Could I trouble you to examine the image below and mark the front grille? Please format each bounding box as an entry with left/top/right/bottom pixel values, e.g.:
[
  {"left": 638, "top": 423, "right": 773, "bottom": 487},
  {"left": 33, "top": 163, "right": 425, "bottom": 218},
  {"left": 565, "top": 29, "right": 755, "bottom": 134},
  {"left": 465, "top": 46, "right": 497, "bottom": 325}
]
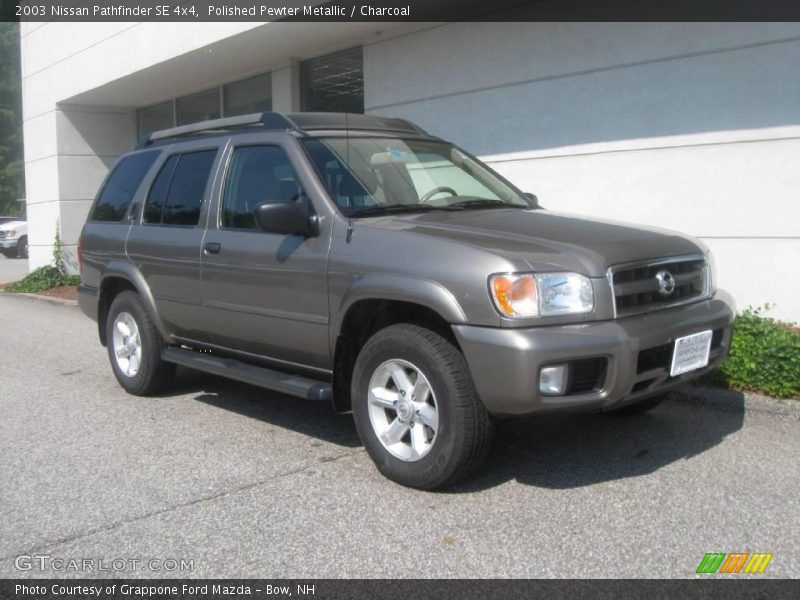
[
  {"left": 609, "top": 256, "right": 708, "bottom": 317},
  {"left": 0, "top": 231, "right": 7, "bottom": 240}
]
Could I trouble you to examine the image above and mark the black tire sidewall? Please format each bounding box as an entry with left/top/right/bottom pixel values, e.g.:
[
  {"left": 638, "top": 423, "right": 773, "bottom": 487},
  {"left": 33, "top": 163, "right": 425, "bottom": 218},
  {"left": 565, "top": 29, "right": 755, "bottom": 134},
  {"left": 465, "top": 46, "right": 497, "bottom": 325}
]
[
  {"left": 352, "top": 326, "right": 469, "bottom": 489},
  {"left": 105, "top": 291, "right": 162, "bottom": 395}
]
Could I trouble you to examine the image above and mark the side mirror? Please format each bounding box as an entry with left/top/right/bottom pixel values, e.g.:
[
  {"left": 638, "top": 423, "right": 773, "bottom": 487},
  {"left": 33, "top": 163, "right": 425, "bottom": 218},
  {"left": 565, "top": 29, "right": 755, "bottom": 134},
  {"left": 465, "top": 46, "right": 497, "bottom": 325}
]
[
  {"left": 524, "top": 192, "right": 540, "bottom": 207},
  {"left": 254, "top": 202, "right": 318, "bottom": 237}
]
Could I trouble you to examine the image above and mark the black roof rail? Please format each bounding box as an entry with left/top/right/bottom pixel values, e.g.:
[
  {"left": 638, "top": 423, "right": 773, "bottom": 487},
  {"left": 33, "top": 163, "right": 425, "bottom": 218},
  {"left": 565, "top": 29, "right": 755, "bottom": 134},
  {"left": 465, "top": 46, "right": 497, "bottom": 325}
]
[
  {"left": 135, "top": 112, "right": 297, "bottom": 149},
  {"left": 134, "top": 111, "right": 429, "bottom": 149}
]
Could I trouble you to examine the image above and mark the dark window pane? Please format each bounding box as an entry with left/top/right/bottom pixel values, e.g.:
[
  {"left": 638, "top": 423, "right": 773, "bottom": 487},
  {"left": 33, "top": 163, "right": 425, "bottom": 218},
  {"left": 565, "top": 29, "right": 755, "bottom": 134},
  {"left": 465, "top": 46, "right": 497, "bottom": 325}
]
[
  {"left": 176, "top": 88, "right": 220, "bottom": 126},
  {"left": 162, "top": 151, "right": 217, "bottom": 226},
  {"left": 301, "top": 46, "right": 364, "bottom": 113},
  {"left": 143, "top": 155, "right": 179, "bottom": 224},
  {"left": 222, "top": 146, "right": 308, "bottom": 230},
  {"left": 137, "top": 101, "right": 173, "bottom": 138},
  {"left": 91, "top": 151, "right": 160, "bottom": 222},
  {"left": 224, "top": 74, "right": 272, "bottom": 117}
]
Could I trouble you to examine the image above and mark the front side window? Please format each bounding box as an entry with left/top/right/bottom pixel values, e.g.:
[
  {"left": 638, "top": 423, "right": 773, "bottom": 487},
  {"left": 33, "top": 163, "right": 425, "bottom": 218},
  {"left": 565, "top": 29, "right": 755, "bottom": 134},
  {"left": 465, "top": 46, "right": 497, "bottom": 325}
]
[
  {"left": 301, "top": 137, "right": 531, "bottom": 216},
  {"left": 222, "top": 146, "right": 309, "bottom": 230},
  {"left": 143, "top": 150, "right": 217, "bottom": 226},
  {"left": 91, "top": 151, "right": 160, "bottom": 222}
]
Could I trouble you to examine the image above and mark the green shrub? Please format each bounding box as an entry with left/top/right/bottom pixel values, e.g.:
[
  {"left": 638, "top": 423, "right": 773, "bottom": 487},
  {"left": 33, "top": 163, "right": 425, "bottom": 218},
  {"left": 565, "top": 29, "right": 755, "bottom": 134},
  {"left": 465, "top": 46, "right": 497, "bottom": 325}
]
[
  {"left": 717, "top": 305, "right": 800, "bottom": 399},
  {"left": 4, "top": 219, "right": 80, "bottom": 293},
  {"left": 4, "top": 265, "right": 78, "bottom": 293}
]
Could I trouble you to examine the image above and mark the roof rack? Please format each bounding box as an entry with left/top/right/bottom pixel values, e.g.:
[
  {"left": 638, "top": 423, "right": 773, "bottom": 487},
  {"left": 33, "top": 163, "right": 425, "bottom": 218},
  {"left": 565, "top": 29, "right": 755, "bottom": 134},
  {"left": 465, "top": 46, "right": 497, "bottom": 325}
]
[
  {"left": 136, "top": 112, "right": 296, "bottom": 148},
  {"left": 135, "top": 111, "right": 428, "bottom": 149}
]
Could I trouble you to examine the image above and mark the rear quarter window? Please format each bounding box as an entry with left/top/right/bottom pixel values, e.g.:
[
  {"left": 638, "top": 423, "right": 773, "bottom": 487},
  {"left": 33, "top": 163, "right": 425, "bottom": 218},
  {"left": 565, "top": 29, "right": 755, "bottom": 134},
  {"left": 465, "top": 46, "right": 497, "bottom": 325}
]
[{"left": 90, "top": 151, "right": 160, "bottom": 222}]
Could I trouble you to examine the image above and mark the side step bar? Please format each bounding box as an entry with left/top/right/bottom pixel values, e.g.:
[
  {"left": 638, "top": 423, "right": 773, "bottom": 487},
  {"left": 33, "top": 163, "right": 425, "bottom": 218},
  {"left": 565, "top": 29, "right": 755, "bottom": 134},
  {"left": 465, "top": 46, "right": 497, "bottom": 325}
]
[{"left": 161, "top": 347, "right": 332, "bottom": 402}]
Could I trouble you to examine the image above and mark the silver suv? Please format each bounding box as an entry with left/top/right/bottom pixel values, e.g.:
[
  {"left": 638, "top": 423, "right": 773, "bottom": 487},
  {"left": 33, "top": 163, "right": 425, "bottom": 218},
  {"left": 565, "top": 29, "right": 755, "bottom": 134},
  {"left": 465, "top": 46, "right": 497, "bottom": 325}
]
[{"left": 78, "top": 112, "right": 735, "bottom": 489}]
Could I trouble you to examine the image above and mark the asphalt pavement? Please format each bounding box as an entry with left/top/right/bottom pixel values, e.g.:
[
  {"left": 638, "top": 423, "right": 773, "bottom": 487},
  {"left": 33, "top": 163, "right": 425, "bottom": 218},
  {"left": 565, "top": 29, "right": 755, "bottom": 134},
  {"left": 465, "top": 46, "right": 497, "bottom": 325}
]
[
  {"left": 0, "top": 293, "right": 798, "bottom": 578},
  {"left": 0, "top": 254, "right": 29, "bottom": 285}
]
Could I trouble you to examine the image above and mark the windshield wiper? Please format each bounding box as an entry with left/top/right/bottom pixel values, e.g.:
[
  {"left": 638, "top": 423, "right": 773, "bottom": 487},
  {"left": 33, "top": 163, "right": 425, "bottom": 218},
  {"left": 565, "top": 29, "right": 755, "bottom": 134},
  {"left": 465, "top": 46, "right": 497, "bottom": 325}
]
[
  {"left": 348, "top": 204, "right": 444, "bottom": 218},
  {"left": 445, "top": 198, "right": 516, "bottom": 210}
]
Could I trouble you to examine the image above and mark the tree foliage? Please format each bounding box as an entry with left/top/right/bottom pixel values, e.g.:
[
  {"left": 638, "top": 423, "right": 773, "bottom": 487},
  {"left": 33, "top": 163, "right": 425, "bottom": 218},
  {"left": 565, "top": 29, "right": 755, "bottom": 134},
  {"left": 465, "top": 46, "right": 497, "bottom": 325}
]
[{"left": 0, "top": 22, "right": 24, "bottom": 217}]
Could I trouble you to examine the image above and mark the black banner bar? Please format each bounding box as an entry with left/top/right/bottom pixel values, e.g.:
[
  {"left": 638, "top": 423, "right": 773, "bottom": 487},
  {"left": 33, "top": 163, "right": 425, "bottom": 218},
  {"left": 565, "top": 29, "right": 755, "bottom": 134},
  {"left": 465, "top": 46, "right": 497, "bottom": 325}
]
[
  {"left": 5, "top": 0, "right": 800, "bottom": 23},
  {"left": 2, "top": 579, "right": 799, "bottom": 600}
]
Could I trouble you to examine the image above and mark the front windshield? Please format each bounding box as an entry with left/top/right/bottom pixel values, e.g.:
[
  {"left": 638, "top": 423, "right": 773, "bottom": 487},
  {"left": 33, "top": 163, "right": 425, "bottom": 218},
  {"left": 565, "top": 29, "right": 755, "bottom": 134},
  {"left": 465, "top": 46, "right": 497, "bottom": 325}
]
[{"left": 301, "top": 136, "right": 532, "bottom": 216}]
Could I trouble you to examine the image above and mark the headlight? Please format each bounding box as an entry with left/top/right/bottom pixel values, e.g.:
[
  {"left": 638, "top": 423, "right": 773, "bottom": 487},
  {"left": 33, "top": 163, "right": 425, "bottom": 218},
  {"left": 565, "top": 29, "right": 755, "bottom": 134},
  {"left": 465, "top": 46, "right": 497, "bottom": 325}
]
[
  {"left": 489, "top": 272, "right": 594, "bottom": 318},
  {"left": 6, "top": 229, "right": 15, "bottom": 237}
]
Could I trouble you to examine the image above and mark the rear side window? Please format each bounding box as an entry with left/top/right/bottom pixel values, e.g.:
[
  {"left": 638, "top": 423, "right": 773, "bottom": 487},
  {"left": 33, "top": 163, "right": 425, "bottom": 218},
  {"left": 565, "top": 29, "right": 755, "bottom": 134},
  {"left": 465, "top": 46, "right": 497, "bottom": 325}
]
[
  {"left": 222, "top": 145, "right": 309, "bottom": 230},
  {"left": 91, "top": 151, "right": 159, "bottom": 222},
  {"left": 143, "top": 150, "right": 217, "bottom": 226}
]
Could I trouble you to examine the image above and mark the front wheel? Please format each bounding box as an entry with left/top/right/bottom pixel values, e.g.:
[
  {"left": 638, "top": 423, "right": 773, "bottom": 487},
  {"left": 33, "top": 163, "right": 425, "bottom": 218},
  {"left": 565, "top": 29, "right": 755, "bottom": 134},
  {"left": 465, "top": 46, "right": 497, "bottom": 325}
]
[
  {"left": 105, "top": 291, "right": 175, "bottom": 395},
  {"left": 352, "top": 324, "right": 493, "bottom": 490},
  {"left": 16, "top": 236, "right": 28, "bottom": 258}
]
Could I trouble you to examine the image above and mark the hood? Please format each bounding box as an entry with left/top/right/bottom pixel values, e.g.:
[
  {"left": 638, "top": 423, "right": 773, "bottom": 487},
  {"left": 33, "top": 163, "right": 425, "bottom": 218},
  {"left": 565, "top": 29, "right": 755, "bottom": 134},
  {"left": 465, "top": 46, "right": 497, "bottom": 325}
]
[
  {"left": 360, "top": 208, "right": 702, "bottom": 277},
  {"left": 0, "top": 220, "right": 25, "bottom": 231}
]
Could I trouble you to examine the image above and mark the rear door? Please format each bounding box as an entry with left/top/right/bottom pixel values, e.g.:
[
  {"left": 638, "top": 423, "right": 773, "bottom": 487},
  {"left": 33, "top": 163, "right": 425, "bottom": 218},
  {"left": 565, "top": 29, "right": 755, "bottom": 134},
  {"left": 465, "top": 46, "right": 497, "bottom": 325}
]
[
  {"left": 199, "top": 134, "right": 331, "bottom": 371},
  {"left": 126, "top": 140, "right": 223, "bottom": 339}
]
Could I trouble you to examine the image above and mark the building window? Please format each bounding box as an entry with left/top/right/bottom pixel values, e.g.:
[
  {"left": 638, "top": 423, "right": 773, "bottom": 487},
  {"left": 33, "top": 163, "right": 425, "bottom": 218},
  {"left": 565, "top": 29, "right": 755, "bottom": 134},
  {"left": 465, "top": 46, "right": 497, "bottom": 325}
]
[
  {"left": 176, "top": 88, "right": 221, "bottom": 126},
  {"left": 224, "top": 73, "right": 272, "bottom": 117},
  {"left": 301, "top": 46, "right": 364, "bottom": 113},
  {"left": 137, "top": 101, "right": 174, "bottom": 138}
]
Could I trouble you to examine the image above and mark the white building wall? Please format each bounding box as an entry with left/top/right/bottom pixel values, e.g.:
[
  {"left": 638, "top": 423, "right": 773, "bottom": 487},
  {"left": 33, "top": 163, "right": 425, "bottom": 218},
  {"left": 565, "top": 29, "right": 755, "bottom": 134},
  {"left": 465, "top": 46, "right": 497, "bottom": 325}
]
[
  {"left": 365, "top": 23, "right": 800, "bottom": 322},
  {"left": 19, "top": 22, "right": 800, "bottom": 322}
]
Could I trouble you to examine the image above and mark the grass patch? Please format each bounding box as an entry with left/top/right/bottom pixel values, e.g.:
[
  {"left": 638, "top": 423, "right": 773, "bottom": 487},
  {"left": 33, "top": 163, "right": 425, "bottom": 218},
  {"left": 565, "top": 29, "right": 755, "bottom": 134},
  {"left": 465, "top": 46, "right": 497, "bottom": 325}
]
[
  {"left": 710, "top": 305, "right": 800, "bottom": 399},
  {"left": 4, "top": 265, "right": 80, "bottom": 293}
]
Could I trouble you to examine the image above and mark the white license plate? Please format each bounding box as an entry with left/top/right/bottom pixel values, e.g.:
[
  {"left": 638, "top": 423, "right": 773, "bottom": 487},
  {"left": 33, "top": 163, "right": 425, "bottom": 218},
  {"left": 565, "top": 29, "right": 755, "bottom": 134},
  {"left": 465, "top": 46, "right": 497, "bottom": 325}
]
[{"left": 670, "top": 330, "right": 713, "bottom": 376}]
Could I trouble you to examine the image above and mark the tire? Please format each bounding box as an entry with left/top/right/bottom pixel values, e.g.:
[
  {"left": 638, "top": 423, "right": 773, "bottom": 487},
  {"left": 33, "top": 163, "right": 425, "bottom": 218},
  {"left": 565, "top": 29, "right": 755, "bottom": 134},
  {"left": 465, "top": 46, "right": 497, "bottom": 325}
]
[
  {"left": 105, "top": 290, "right": 175, "bottom": 395},
  {"left": 351, "top": 323, "right": 493, "bottom": 490},
  {"left": 16, "top": 236, "right": 28, "bottom": 258},
  {"left": 605, "top": 393, "right": 666, "bottom": 416}
]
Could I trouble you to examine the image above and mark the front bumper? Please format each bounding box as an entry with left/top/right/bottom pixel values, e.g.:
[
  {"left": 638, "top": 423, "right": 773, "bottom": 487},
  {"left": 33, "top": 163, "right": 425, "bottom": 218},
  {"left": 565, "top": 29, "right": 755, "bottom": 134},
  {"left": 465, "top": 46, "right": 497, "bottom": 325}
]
[
  {"left": 453, "top": 290, "right": 736, "bottom": 416},
  {"left": 0, "top": 239, "right": 18, "bottom": 249}
]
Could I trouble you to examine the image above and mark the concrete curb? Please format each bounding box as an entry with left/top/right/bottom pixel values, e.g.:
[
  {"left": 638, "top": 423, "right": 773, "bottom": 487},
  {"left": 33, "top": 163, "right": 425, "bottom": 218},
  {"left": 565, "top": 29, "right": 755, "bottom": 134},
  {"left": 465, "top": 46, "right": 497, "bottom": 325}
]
[{"left": 4, "top": 291, "right": 79, "bottom": 307}]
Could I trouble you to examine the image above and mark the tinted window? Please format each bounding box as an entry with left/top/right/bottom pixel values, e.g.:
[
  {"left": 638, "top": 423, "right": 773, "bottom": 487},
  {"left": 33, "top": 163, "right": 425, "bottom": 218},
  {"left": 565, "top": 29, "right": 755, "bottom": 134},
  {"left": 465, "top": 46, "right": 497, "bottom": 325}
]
[
  {"left": 142, "top": 150, "right": 216, "bottom": 226},
  {"left": 137, "top": 101, "right": 173, "bottom": 138},
  {"left": 91, "top": 151, "right": 159, "bottom": 222},
  {"left": 143, "top": 155, "right": 178, "bottom": 224},
  {"left": 224, "top": 74, "right": 272, "bottom": 117},
  {"left": 222, "top": 146, "right": 308, "bottom": 230},
  {"left": 176, "top": 88, "right": 220, "bottom": 126},
  {"left": 300, "top": 46, "right": 364, "bottom": 113}
]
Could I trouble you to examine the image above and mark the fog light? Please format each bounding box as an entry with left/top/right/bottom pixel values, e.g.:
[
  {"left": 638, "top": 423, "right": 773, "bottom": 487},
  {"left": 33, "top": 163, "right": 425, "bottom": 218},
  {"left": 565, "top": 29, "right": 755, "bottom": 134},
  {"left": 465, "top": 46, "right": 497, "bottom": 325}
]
[{"left": 539, "top": 364, "right": 568, "bottom": 396}]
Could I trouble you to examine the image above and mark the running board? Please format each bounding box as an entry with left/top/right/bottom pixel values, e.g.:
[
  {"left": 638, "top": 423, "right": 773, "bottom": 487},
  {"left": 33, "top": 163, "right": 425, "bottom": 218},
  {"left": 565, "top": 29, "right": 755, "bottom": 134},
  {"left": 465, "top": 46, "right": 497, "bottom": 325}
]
[{"left": 161, "top": 347, "right": 332, "bottom": 401}]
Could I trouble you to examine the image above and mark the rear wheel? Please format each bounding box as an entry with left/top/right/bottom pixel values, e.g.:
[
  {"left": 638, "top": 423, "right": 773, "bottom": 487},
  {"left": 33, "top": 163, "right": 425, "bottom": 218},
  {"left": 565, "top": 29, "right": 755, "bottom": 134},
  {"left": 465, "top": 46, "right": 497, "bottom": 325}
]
[
  {"left": 605, "top": 393, "right": 666, "bottom": 416},
  {"left": 352, "top": 324, "right": 493, "bottom": 490},
  {"left": 105, "top": 291, "right": 174, "bottom": 395}
]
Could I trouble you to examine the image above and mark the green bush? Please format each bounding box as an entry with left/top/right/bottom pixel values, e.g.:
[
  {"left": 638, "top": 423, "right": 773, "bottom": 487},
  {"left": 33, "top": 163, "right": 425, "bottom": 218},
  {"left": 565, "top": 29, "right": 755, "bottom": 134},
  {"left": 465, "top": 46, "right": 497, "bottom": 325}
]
[
  {"left": 4, "top": 266, "right": 79, "bottom": 293},
  {"left": 4, "top": 220, "right": 80, "bottom": 293},
  {"left": 717, "top": 305, "right": 800, "bottom": 399}
]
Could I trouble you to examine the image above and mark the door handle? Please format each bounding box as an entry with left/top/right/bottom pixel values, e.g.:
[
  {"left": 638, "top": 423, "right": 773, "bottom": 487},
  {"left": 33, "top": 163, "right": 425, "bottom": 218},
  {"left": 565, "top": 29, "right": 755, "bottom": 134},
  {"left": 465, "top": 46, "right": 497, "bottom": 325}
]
[{"left": 204, "top": 242, "right": 221, "bottom": 255}]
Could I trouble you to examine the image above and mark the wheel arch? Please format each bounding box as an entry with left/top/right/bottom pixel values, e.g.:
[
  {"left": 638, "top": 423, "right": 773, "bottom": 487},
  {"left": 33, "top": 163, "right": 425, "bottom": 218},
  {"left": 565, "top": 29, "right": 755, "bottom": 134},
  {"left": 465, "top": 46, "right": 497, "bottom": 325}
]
[
  {"left": 331, "top": 276, "right": 467, "bottom": 414},
  {"left": 97, "top": 262, "right": 169, "bottom": 346}
]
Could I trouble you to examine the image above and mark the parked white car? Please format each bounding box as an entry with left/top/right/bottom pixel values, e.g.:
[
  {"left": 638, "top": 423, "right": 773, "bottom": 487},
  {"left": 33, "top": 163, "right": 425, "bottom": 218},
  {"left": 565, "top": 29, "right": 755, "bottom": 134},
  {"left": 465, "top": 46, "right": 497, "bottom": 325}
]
[{"left": 0, "top": 218, "right": 28, "bottom": 258}]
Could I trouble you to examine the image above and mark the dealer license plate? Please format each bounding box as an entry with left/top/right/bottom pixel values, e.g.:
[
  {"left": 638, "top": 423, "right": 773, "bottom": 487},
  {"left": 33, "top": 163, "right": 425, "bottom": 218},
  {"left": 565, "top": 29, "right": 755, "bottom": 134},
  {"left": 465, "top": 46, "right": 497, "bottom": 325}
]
[{"left": 670, "top": 330, "right": 713, "bottom": 377}]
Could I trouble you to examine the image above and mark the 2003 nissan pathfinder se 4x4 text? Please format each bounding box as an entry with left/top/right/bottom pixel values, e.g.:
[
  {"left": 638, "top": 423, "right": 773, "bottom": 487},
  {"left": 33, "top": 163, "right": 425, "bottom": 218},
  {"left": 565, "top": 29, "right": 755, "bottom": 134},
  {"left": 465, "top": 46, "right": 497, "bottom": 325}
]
[{"left": 78, "top": 112, "right": 735, "bottom": 489}]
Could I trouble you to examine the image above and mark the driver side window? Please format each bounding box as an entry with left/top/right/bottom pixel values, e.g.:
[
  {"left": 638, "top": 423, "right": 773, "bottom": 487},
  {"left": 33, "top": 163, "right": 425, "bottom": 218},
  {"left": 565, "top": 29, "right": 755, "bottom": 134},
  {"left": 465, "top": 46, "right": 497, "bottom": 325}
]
[{"left": 222, "top": 145, "right": 309, "bottom": 230}]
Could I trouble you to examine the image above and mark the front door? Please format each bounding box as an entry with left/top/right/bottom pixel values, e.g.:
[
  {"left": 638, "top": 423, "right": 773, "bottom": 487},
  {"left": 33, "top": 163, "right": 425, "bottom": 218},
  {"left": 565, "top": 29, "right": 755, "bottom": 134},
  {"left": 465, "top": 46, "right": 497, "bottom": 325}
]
[{"left": 199, "top": 137, "right": 331, "bottom": 372}]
